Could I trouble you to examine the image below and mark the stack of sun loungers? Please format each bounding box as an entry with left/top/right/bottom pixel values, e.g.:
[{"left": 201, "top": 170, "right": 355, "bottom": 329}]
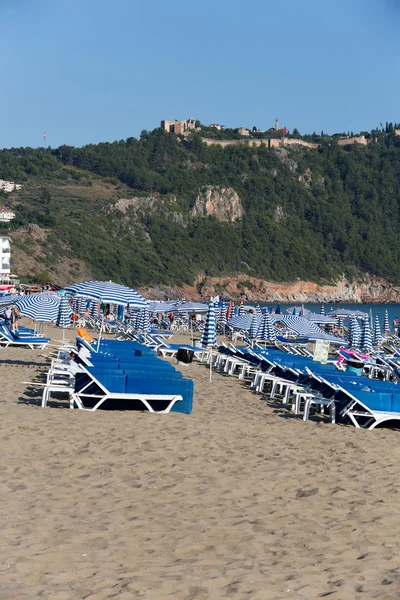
[
  {"left": 29, "top": 336, "right": 194, "bottom": 414},
  {"left": 212, "top": 343, "right": 400, "bottom": 430}
]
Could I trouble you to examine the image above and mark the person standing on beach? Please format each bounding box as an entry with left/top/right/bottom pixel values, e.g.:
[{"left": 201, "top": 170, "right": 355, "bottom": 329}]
[
  {"left": 4, "top": 306, "right": 12, "bottom": 330},
  {"left": 12, "top": 305, "right": 19, "bottom": 332}
]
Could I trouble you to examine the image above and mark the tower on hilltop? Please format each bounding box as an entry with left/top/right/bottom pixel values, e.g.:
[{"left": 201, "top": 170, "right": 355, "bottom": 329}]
[{"left": 275, "top": 118, "right": 279, "bottom": 131}]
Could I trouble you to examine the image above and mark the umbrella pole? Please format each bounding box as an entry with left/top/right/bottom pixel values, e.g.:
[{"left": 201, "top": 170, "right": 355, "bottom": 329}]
[
  {"left": 96, "top": 317, "right": 104, "bottom": 352},
  {"left": 209, "top": 348, "right": 212, "bottom": 382}
]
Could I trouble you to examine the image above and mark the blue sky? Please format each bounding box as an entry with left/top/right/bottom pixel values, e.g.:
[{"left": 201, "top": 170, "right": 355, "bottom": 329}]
[{"left": 1, "top": 0, "right": 399, "bottom": 148}]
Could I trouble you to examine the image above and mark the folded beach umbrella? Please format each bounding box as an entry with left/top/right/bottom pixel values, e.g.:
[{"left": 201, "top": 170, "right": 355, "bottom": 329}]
[
  {"left": 348, "top": 317, "right": 361, "bottom": 348},
  {"left": 200, "top": 301, "right": 217, "bottom": 381},
  {"left": 218, "top": 302, "right": 227, "bottom": 326},
  {"left": 336, "top": 316, "right": 344, "bottom": 330},
  {"left": 275, "top": 304, "right": 281, "bottom": 315},
  {"left": 226, "top": 301, "right": 233, "bottom": 321},
  {"left": 16, "top": 293, "right": 60, "bottom": 323},
  {"left": 56, "top": 295, "right": 72, "bottom": 328},
  {"left": 373, "top": 315, "right": 383, "bottom": 346},
  {"left": 255, "top": 304, "right": 261, "bottom": 315},
  {"left": 257, "top": 312, "right": 276, "bottom": 342},
  {"left": 136, "top": 307, "right": 151, "bottom": 333},
  {"left": 361, "top": 318, "right": 373, "bottom": 353},
  {"left": 238, "top": 302, "right": 246, "bottom": 317},
  {"left": 320, "top": 304, "right": 325, "bottom": 316},
  {"left": 384, "top": 309, "right": 390, "bottom": 334},
  {"left": 249, "top": 313, "right": 259, "bottom": 339},
  {"left": 89, "top": 300, "right": 99, "bottom": 318}
]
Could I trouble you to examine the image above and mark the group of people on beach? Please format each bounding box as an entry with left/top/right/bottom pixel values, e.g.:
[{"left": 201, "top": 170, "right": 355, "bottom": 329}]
[{"left": 4, "top": 305, "right": 19, "bottom": 332}]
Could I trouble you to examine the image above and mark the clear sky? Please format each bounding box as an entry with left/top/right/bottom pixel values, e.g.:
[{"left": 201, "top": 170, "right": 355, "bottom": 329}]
[{"left": 1, "top": 0, "right": 399, "bottom": 148}]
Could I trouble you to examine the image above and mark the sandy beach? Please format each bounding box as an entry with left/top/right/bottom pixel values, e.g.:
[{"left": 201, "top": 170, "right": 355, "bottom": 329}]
[{"left": 0, "top": 325, "right": 400, "bottom": 599}]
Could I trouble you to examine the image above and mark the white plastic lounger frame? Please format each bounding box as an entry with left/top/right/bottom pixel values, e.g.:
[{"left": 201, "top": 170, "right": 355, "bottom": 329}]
[
  {"left": 340, "top": 395, "right": 400, "bottom": 430},
  {"left": 72, "top": 371, "right": 183, "bottom": 413},
  {"left": 71, "top": 391, "right": 183, "bottom": 413}
]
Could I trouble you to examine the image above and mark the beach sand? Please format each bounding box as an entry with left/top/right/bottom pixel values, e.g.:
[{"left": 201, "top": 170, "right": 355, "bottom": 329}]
[{"left": 0, "top": 325, "right": 400, "bottom": 599}]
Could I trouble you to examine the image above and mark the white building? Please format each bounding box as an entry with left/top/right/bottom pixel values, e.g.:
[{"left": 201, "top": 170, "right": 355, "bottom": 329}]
[
  {"left": 0, "top": 209, "right": 15, "bottom": 222},
  {"left": 0, "top": 180, "right": 22, "bottom": 193},
  {"left": 0, "top": 237, "right": 11, "bottom": 275}
]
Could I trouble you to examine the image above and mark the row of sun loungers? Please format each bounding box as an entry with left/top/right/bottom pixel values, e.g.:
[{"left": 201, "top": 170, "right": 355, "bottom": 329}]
[
  {"left": 27, "top": 336, "right": 194, "bottom": 413},
  {"left": 211, "top": 343, "right": 400, "bottom": 430}
]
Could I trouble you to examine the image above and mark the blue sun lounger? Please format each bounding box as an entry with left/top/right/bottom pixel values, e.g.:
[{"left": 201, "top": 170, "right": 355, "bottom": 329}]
[
  {"left": 72, "top": 369, "right": 193, "bottom": 413},
  {"left": 0, "top": 323, "right": 50, "bottom": 349}
]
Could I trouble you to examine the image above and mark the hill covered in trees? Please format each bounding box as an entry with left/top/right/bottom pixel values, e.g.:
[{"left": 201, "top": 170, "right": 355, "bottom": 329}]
[{"left": 1, "top": 125, "right": 400, "bottom": 295}]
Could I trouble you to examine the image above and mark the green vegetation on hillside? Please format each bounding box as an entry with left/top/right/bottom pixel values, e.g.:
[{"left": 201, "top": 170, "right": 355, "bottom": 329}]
[{"left": 1, "top": 124, "right": 400, "bottom": 287}]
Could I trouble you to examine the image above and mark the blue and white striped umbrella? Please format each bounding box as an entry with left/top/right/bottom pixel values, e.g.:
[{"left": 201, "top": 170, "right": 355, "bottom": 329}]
[
  {"left": 89, "top": 300, "right": 99, "bottom": 318},
  {"left": 255, "top": 304, "right": 261, "bottom": 315},
  {"left": 65, "top": 280, "right": 147, "bottom": 308},
  {"left": 384, "top": 309, "right": 390, "bottom": 334},
  {"left": 373, "top": 315, "right": 383, "bottom": 346},
  {"left": 238, "top": 303, "right": 246, "bottom": 317},
  {"left": 217, "top": 302, "right": 227, "bottom": 326},
  {"left": 361, "top": 318, "right": 373, "bottom": 352},
  {"left": 200, "top": 301, "right": 217, "bottom": 348},
  {"left": 249, "top": 313, "right": 259, "bottom": 339},
  {"left": 348, "top": 317, "right": 361, "bottom": 348},
  {"left": 336, "top": 316, "right": 344, "bottom": 330},
  {"left": 56, "top": 296, "right": 72, "bottom": 328},
  {"left": 320, "top": 304, "right": 325, "bottom": 316},
  {"left": 16, "top": 293, "right": 60, "bottom": 322},
  {"left": 136, "top": 307, "right": 151, "bottom": 333},
  {"left": 257, "top": 312, "right": 276, "bottom": 341}
]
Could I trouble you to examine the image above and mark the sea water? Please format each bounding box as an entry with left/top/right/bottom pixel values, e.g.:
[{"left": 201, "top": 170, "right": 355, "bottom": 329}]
[{"left": 261, "top": 303, "right": 400, "bottom": 330}]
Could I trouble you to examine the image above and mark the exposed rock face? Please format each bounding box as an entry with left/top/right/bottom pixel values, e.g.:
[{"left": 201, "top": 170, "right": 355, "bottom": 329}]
[
  {"left": 139, "top": 275, "right": 400, "bottom": 303},
  {"left": 191, "top": 186, "right": 243, "bottom": 222},
  {"left": 112, "top": 194, "right": 185, "bottom": 229},
  {"left": 274, "top": 148, "right": 298, "bottom": 172},
  {"left": 17, "top": 223, "right": 48, "bottom": 242}
]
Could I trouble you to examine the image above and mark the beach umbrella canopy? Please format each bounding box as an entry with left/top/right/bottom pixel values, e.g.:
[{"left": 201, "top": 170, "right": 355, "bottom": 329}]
[
  {"left": 361, "top": 318, "right": 373, "bottom": 352},
  {"left": 226, "top": 301, "right": 233, "bottom": 321},
  {"left": 255, "top": 304, "right": 261, "bottom": 315},
  {"left": 56, "top": 295, "right": 72, "bottom": 328},
  {"left": 16, "top": 293, "right": 60, "bottom": 322},
  {"left": 320, "top": 304, "right": 325, "bottom": 316},
  {"left": 373, "top": 315, "right": 383, "bottom": 346},
  {"left": 249, "top": 313, "right": 259, "bottom": 339},
  {"left": 275, "top": 304, "right": 281, "bottom": 315},
  {"left": 65, "top": 280, "right": 147, "bottom": 308},
  {"left": 257, "top": 312, "right": 276, "bottom": 341},
  {"left": 238, "top": 302, "right": 246, "bottom": 317},
  {"left": 384, "top": 309, "right": 390, "bottom": 334},
  {"left": 200, "top": 301, "right": 217, "bottom": 348}
]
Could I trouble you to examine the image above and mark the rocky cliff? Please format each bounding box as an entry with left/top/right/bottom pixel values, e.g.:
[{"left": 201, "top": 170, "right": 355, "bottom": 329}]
[
  {"left": 191, "top": 186, "right": 243, "bottom": 222},
  {"left": 139, "top": 274, "right": 400, "bottom": 303}
]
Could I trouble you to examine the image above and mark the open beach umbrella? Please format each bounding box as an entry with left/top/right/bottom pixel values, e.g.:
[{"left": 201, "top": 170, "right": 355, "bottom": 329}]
[
  {"left": 65, "top": 280, "right": 147, "bottom": 308},
  {"left": 249, "top": 313, "right": 259, "bottom": 340},
  {"left": 373, "top": 315, "right": 383, "bottom": 346},
  {"left": 66, "top": 280, "right": 147, "bottom": 349},
  {"left": 257, "top": 312, "right": 276, "bottom": 342},
  {"left": 384, "top": 309, "right": 390, "bottom": 334},
  {"left": 200, "top": 301, "right": 217, "bottom": 381},
  {"left": 16, "top": 293, "right": 60, "bottom": 323},
  {"left": 361, "top": 318, "right": 373, "bottom": 353}
]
